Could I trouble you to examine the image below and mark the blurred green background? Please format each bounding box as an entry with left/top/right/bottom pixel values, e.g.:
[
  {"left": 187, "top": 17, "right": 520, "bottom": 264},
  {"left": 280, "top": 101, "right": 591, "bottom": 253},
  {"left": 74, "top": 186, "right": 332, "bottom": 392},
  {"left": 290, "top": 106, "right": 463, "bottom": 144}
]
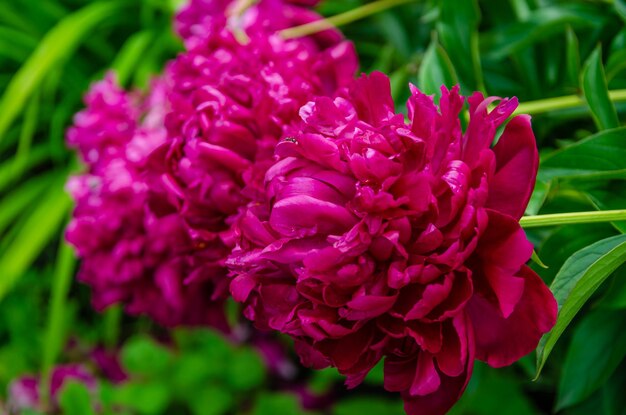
[{"left": 1, "top": 0, "right": 626, "bottom": 414}]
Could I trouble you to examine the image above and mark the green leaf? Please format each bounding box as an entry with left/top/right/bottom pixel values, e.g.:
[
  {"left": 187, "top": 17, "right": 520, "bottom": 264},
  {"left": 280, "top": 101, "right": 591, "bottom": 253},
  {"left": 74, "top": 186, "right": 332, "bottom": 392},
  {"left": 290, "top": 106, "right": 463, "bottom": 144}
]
[
  {"left": 556, "top": 309, "right": 626, "bottom": 410},
  {"left": 417, "top": 36, "right": 458, "bottom": 99},
  {"left": 113, "top": 381, "right": 171, "bottom": 415},
  {"left": 41, "top": 240, "right": 76, "bottom": 382},
  {"left": 581, "top": 46, "right": 619, "bottom": 131},
  {"left": 538, "top": 127, "right": 626, "bottom": 181},
  {"left": 481, "top": 4, "right": 604, "bottom": 60},
  {"left": 0, "top": 174, "right": 70, "bottom": 301},
  {"left": 226, "top": 348, "right": 266, "bottom": 391},
  {"left": 121, "top": 336, "right": 173, "bottom": 376},
  {"left": 565, "top": 26, "right": 580, "bottom": 87},
  {"left": 0, "top": 1, "right": 126, "bottom": 143},
  {"left": 525, "top": 180, "right": 550, "bottom": 216},
  {"left": 58, "top": 380, "right": 96, "bottom": 415},
  {"left": 333, "top": 397, "right": 405, "bottom": 415},
  {"left": 537, "top": 223, "right": 617, "bottom": 283},
  {"left": 437, "top": 0, "right": 483, "bottom": 92},
  {"left": 0, "top": 174, "right": 51, "bottom": 236},
  {"left": 585, "top": 184, "right": 626, "bottom": 233},
  {"left": 111, "top": 30, "right": 156, "bottom": 87},
  {"left": 189, "top": 385, "right": 233, "bottom": 415},
  {"left": 535, "top": 234, "right": 626, "bottom": 376},
  {"left": 606, "top": 48, "right": 626, "bottom": 81},
  {"left": 253, "top": 393, "right": 308, "bottom": 415},
  {"left": 615, "top": 0, "right": 626, "bottom": 22}
]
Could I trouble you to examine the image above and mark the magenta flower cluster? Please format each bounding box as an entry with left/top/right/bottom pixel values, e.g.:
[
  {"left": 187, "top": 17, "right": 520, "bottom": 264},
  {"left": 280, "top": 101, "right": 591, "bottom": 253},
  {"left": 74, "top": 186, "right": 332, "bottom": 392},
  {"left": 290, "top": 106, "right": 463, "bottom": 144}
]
[{"left": 66, "top": 1, "right": 557, "bottom": 413}]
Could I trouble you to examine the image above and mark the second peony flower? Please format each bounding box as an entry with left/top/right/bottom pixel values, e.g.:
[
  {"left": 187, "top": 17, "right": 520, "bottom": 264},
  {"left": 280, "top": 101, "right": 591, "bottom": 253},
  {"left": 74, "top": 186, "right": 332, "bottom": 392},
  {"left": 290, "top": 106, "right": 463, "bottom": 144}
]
[{"left": 229, "top": 72, "right": 558, "bottom": 415}]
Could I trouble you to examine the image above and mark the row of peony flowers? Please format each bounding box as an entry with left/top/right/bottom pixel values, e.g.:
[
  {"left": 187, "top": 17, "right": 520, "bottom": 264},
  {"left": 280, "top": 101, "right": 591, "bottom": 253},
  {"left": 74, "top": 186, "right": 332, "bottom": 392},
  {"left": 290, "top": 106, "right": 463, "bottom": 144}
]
[{"left": 65, "top": 0, "right": 558, "bottom": 414}]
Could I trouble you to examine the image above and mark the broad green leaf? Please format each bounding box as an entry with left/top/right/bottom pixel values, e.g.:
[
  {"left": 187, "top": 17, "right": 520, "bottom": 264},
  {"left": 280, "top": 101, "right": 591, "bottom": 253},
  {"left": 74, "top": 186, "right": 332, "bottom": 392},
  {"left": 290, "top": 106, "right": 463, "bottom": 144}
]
[
  {"left": 556, "top": 309, "right": 626, "bottom": 410},
  {"left": 538, "top": 127, "right": 626, "bottom": 181},
  {"left": 581, "top": 46, "right": 619, "bottom": 131},
  {"left": 481, "top": 4, "right": 604, "bottom": 60},
  {"left": 536, "top": 234, "right": 626, "bottom": 376},
  {"left": 0, "top": 175, "right": 70, "bottom": 301},
  {"left": 0, "top": 1, "right": 126, "bottom": 143},
  {"left": 437, "top": 0, "right": 483, "bottom": 92},
  {"left": 58, "top": 380, "right": 96, "bottom": 415},
  {"left": 417, "top": 37, "right": 458, "bottom": 99}
]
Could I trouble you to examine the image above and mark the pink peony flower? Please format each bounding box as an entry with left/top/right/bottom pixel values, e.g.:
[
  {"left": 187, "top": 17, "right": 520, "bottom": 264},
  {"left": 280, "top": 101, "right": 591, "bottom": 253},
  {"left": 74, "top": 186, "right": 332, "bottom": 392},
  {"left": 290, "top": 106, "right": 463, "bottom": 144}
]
[
  {"left": 7, "top": 365, "right": 96, "bottom": 412},
  {"left": 175, "top": 0, "right": 326, "bottom": 49},
  {"left": 66, "top": 73, "right": 229, "bottom": 329},
  {"left": 228, "top": 72, "right": 557, "bottom": 415},
  {"left": 148, "top": 0, "right": 357, "bottom": 272}
]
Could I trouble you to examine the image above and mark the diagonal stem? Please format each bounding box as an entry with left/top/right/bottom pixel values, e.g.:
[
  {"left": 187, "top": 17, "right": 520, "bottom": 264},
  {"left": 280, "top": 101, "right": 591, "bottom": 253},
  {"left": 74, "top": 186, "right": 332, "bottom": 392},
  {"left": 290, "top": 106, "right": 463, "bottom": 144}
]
[{"left": 280, "top": 0, "right": 416, "bottom": 39}]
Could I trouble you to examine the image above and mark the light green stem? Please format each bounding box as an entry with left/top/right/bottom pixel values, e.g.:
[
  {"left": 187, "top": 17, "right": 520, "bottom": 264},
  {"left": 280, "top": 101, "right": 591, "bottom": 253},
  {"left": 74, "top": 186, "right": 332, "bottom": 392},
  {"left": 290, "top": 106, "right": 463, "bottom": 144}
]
[
  {"left": 520, "top": 209, "right": 626, "bottom": 228},
  {"left": 515, "top": 89, "right": 626, "bottom": 115},
  {"left": 280, "top": 0, "right": 416, "bottom": 39}
]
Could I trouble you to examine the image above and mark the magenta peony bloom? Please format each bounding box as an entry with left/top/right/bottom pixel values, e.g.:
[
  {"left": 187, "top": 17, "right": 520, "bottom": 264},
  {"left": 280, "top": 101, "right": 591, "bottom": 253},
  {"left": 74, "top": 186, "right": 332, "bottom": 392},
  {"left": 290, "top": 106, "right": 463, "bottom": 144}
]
[
  {"left": 148, "top": 0, "right": 357, "bottom": 274},
  {"left": 66, "top": 73, "right": 229, "bottom": 329},
  {"left": 175, "top": 0, "right": 325, "bottom": 49},
  {"left": 228, "top": 72, "right": 557, "bottom": 415},
  {"left": 7, "top": 365, "right": 96, "bottom": 412}
]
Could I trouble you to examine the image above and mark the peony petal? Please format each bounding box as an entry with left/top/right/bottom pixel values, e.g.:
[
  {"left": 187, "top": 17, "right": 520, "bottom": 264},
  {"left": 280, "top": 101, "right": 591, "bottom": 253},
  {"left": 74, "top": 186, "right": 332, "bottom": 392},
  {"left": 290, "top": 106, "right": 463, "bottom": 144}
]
[
  {"left": 486, "top": 115, "right": 539, "bottom": 220},
  {"left": 350, "top": 72, "right": 395, "bottom": 126},
  {"left": 467, "top": 265, "right": 557, "bottom": 368},
  {"left": 401, "top": 312, "right": 475, "bottom": 415}
]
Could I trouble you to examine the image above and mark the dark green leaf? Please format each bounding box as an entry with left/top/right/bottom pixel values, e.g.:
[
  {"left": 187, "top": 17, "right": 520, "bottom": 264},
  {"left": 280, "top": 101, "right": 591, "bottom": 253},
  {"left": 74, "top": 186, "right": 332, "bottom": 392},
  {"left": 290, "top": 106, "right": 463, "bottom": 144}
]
[
  {"left": 417, "top": 36, "right": 458, "bottom": 98},
  {"left": 189, "top": 385, "right": 233, "bottom": 415},
  {"left": 333, "top": 397, "right": 405, "bottom": 415},
  {"left": 581, "top": 46, "right": 619, "bottom": 131},
  {"left": 121, "top": 336, "right": 173, "bottom": 376},
  {"left": 437, "top": 0, "right": 483, "bottom": 92},
  {"left": 556, "top": 309, "right": 626, "bottom": 410},
  {"left": 538, "top": 127, "right": 626, "bottom": 181},
  {"left": 58, "top": 380, "right": 96, "bottom": 415},
  {"left": 253, "top": 393, "right": 308, "bottom": 415},
  {"left": 226, "top": 348, "right": 265, "bottom": 391},
  {"left": 113, "top": 381, "right": 171, "bottom": 415},
  {"left": 481, "top": 4, "right": 604, "bottom": 60},
  {"left": 565, "top": 26, "right": 580, "bottom": 87}
]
